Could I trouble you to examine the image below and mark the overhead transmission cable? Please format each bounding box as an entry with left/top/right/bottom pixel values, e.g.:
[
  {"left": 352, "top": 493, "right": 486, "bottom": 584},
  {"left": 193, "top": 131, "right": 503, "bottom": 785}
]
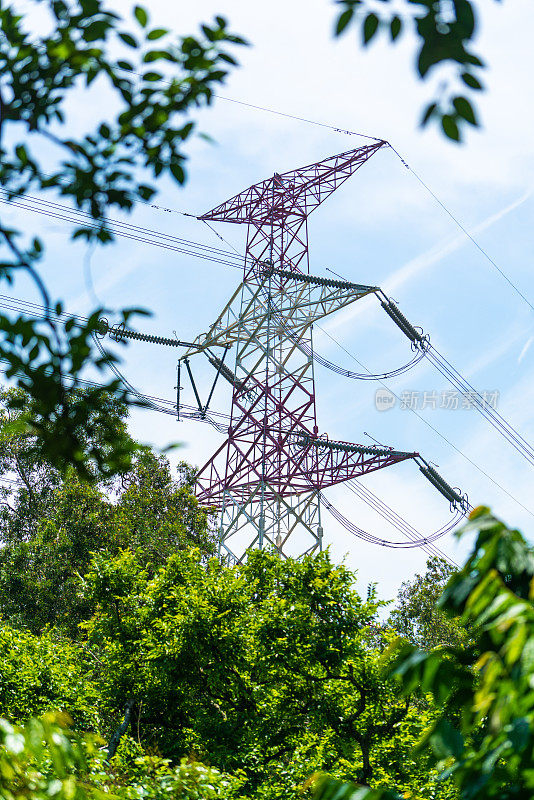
[
  {"left": 344, "top": 477, "right": 459, "bottom": 565},
  {"left": 0, "top": 189, "right": 244, "bottom": 271},
  {"left": 260, "top": 275, "right": 534, "bottom": 472},
  {"left": 115, "top": 68, "right": 384, "bottom": 144},
  {"left": 424, "top": 343, "right": 534, "bottom": 465},
  {"left": 320, "top": 493, "right": 464, "bottom": 550},
  {"left": 245, "top": 264, "right": 534, "bottom": 521},
  {"left": 315, "top": 319, "right": 534, "bottom": 521}
]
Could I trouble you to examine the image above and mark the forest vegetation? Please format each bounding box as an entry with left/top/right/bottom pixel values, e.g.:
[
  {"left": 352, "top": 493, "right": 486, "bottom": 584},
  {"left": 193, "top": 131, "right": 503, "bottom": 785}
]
[
  {"left": 0, "top": 390, "right": 532, "bottom": 799},
  {"left": 0, "top": 1, "right": 528, "bottom": 798}
]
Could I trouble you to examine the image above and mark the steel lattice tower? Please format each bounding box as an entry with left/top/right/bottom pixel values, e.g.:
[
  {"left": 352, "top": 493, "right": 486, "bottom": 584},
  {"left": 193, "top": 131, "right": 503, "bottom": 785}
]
[{"left": 184, "top": 143, "right": 418, "bottom": 562}]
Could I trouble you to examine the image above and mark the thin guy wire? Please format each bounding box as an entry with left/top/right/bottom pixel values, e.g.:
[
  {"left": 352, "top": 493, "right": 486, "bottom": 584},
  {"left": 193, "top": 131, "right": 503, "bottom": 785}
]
[
  {"left": 215, "top": 94, "right": 384, "bottom": 142},
  {"left": 387, "top": 145, "right": 534, "bottom": 314},
  {"left": 203, "top": 89, "right": 534, "bottom": 317}
]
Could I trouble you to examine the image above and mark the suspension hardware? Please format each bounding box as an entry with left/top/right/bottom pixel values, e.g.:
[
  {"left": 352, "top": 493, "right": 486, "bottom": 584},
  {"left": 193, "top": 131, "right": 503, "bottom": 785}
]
[
  {"left": 418, "top": 459, "right": 469, "bottom": 512},
  {"left": 380, "top": 299, "right": 428, "bottom": 349}
]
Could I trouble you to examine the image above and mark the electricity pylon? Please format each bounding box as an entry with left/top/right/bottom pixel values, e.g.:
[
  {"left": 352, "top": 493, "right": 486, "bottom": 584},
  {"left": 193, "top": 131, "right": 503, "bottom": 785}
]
[{"left": 182, "top": 142, "right": 421, "bottom": 563}]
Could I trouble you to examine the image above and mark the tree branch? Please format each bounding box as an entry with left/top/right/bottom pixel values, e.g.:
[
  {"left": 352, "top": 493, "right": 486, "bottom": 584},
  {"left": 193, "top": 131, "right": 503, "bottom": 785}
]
[{"left": 106, "top": 698, "right": 134, "bottom": 761}]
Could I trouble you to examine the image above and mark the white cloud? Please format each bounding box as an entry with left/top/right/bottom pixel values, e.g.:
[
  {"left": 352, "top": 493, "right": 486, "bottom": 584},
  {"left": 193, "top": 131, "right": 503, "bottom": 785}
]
[
  {"left": 325, "top": 189, "right": 532, "bottom": 334},
  {"left": 518, "top": 336, "right": 534, "bottom": 366}
]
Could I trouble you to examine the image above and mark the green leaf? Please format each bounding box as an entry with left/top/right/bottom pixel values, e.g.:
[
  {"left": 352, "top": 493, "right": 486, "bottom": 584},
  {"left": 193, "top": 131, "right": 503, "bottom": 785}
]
[
  {"left": 454, "top": 0, "right": 476, "bottom": 37},
  {"left": 461, "top": 71, "right": 483, "bottom": 90},
  {"left": 134, "top": 5, "right": 148, "bottom": 27},
  {"left": 421, "top": 102, "right": 437, "bottom": 126},
  {"left": 441, "top": 114, "right": 460, "bottom": 141},
  {"left": 453, "top": 96, "right": 478, "bottom": 126},
  {"left": 118, "top": 32, "right": 137, "bottom": 48},
  {"left": 363, "top": 13, "right": 379, "bottom": 45},
  {"left": 390, "top": 15, "right": 402, "bottom": 41},
  {"left": 335, "top": 8, "right": 354, "bottom": 36},
  {"left": 15, "top": 145, "right": 28, "bottom": 164},
  {"left": 429, "top": 718, "right": 464, "bottom": 759},
  {"left": 147, "top": 28, "right": 167, "bottom": 40},
  {"left": 143, "top": 49, "right": 176, "bottom": 63},
  {"left": 170, "top": 163, "right": 185, "bottom": 183},
  {"left": 137, "top": 185, "right": 155, "bottom": 200}
]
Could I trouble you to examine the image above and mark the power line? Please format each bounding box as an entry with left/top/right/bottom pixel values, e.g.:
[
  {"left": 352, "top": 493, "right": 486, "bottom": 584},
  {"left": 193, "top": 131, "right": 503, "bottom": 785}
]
[
  {"left": 254, "top": 273, "right": 534, "bottom": 521},
  {"left": 426, "top": 344, "right": 534, "bottom": 466},
  {"left": 321, "top": 492, "right": 463, "bottom": 550},
  {"left": 315, "top": 321, "right": 534, "bottom": 520},
  {"left": 344, "top": 478, "right": 458, "bottom": 566},
  {"left": 0, "top": 190, "right": 244, "bottom": 270}
]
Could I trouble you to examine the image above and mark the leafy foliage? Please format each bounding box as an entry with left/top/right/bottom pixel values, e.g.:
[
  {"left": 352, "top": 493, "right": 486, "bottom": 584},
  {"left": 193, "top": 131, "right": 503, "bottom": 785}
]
[
  {"left": 315, "top": 506, "right": 534, "bottom": 799},
  {"left": 81, "top": 547, "right": 441, "bottom": 796},
  {"left": 0, "top": 0, "right": 245, "bottom": 477},
  {"left": 388, "top": 556, "right": 467, "bottom": 649},
  {"left": 93, "top": 741, "right": 245, "bottom": 800},
  {"left": 7, "top": 407, "right": 518, "bottom": 799},
  {"left": 0, "top": 712, "right": 243, "bottom": 800},
  {"left": 0, "top": 389, "right": 214, "bottom": 634},
  {"left": 333, "top": 0, "right": 497, "bottom": 141},
  {"left": 0, "top": 712, "right": 100, "bottom": 800},
  {"left": 0, "top": 625, "right": 101, "bottom": 729}
]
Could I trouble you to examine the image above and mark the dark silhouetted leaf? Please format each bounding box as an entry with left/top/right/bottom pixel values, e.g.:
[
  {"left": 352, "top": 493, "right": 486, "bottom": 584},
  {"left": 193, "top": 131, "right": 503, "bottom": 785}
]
[
  {"left": 442, "top": 114, "right": 460, "bottom": 141},
  {"left": 335, "top": 8, "right": 354, "bottom": 35},
  {"left": 363, "top": 12, "right": 379, "bottom": 44},
  {"left": 453, "top": 95, "right": 478, "bottom": 125}
]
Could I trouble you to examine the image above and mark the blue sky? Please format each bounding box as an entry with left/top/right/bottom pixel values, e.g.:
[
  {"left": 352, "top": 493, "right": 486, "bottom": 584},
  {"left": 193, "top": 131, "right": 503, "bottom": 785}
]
[{"left": 6, "top": 0, "right": 534, "bottom": 599}]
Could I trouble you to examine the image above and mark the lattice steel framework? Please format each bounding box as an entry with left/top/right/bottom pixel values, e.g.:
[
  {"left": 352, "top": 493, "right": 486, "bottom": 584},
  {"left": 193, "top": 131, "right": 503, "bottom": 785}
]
[{"left": 184, "top": 143, "right": 419, "bottom": 562}]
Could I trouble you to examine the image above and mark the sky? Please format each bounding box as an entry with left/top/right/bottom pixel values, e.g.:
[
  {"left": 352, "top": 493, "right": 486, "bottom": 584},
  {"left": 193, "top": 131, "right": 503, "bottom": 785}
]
[{"left": 5, "top": 0, "right": 534, "bottom": 600}]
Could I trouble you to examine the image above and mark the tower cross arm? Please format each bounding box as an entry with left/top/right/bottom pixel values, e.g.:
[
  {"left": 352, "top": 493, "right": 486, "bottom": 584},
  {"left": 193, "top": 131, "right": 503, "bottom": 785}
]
[
  {"left": 199, "top": 141, "right": 388, "bottom": 225},
  {"left": 294, "top": 435, "right": 419, "bottom": 491}
]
